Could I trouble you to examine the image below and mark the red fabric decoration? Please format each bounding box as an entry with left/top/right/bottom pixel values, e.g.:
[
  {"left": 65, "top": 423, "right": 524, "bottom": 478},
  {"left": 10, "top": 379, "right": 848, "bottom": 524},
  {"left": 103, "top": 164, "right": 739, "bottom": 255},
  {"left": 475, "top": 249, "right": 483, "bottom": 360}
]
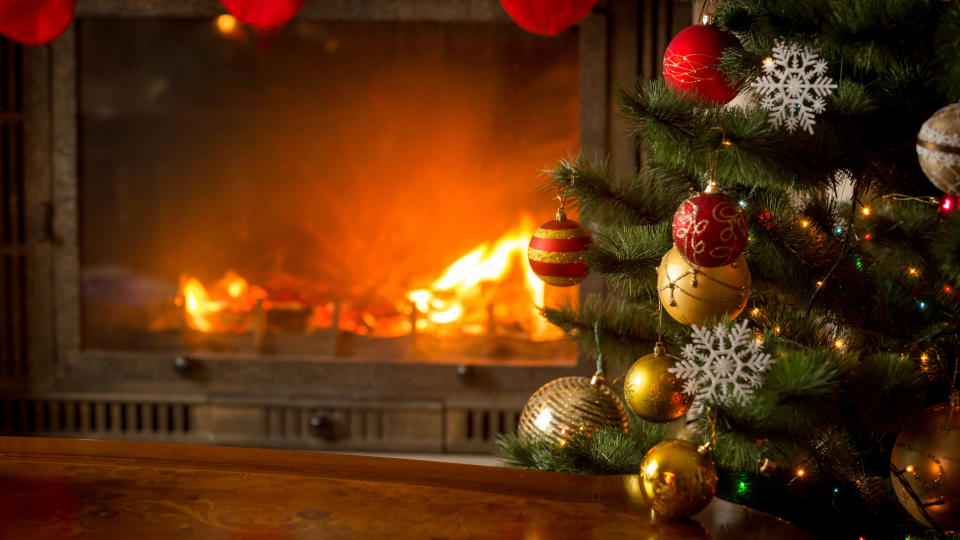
[
  {"left": 528, "top": 218, "right": 591, "bottom": 287},
  {"left": 219, "top": 0, "right": 304, "bottom": 29},
  {"left": 663, "top": 24, "right": 741, "bottom": 104},
  {"left": 499, "top": 0, "right": 597, "bottom": 36},
  {"left": 672, "top": 191, "right": 749, "bottom": 267},
  {"left": 0, "top": 0, "right": 75, "bottom": 45}
]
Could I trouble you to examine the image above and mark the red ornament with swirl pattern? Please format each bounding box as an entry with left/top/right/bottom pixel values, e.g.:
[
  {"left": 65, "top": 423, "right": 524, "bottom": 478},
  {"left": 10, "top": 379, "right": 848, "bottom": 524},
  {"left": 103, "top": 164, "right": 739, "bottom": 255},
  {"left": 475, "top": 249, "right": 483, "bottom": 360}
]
[
  {"left": 663, "top": 25, "right": 741, "bottom": 105},
  {"left": 672, "top": 188, "right": 748, "bottom": 268},
  {"left": 528, "top": 206, "right": 591, "bottom": 287}
]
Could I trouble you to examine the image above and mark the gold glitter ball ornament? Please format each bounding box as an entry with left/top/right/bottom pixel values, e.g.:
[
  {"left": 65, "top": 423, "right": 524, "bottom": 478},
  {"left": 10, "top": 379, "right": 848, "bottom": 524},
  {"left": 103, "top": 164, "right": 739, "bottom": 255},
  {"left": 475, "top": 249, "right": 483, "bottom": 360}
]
[
  {"left": 917, "top": 103, "right": 960, "bottom": 194},
  {"left": 889, "top": 393, "right": 960, "bottom": 531},
  {"left": 623, "top": 343, "right": 694, "bottom": 423},
  {"left": 640, "top": 439, "right": 718, "bottom": 520},
  {"left": 657, "top": 245, "right": 750, "bottom": 326},
  {"left": 517, "top": 375, "right": 629, "bottom": 445}
]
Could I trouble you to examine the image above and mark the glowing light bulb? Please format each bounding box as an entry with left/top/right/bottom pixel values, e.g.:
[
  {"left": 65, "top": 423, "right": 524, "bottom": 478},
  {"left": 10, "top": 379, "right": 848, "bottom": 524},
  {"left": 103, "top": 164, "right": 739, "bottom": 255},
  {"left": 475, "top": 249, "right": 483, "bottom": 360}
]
[
  {"left": 796, "top": 468, "right": 806, "bottom": 477},
  {"left": 739, "top": 200, "right": 747, "bottom": 208},
  {"left": 216, "top": 14, "right": 238, "bottom": 34},
  {"left": 763, "top": 57, "right": 775, "bottom": 69},
  {"left": 862, "top": 207, "right": 871, "bottom": 216},
  {"left": 816, "top": 281, "right": 823, "bottom": 288},
  {"left": 834, "top": 339, "right": 845, "bottom": 349},
  {"left": 800, "top": 219, "right": 810, "bottom": 228},
  {"left": 750, "top": 307, "right": 761, "bottom": 317},
  {"left": 908, "top": 267, "right": 918, "bottom": 276}
]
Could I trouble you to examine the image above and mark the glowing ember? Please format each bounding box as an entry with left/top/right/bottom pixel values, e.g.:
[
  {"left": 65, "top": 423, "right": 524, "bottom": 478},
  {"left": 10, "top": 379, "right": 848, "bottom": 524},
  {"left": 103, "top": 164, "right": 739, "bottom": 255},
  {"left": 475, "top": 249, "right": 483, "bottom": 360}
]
[{"left": 175, "top": 219, "right": 567, "bottom": 341}]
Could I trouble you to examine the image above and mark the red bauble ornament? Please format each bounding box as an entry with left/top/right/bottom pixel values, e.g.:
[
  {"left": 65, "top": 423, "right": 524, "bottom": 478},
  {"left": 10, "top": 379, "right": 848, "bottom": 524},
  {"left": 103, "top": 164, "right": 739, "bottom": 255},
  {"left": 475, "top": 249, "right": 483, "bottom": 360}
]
[
  {"left": 528, "top": 210, "right": 591, "bottom": 287},
  {"left": 663, "top": 24, "right": 741, "bottom": 104},
  {"left": 0, "top": 0, "right": 75, "bottom": 45},
  {"left": 219, "top": 0, "right": 304, "bottom": 28},
  {"left": 500, "top": 0, "right": 597, "bottom": 36},
  {"left": 672, "top": 188, "right": 748, "bottom": 267}
]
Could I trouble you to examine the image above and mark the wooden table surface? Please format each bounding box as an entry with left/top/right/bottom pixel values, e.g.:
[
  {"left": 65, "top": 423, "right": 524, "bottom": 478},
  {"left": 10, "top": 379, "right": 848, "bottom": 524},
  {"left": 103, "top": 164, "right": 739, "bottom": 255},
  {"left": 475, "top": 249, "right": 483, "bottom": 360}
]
[{"left": 0, "top": 437, "right": 814, "bottom": 539}]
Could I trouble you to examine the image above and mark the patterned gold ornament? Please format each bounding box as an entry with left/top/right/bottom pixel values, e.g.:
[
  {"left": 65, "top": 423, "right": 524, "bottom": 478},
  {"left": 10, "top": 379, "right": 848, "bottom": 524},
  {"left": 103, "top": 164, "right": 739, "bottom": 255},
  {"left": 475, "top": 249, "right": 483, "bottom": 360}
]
[
  {"left": 657, "top": 245, "right": 750, "bottom": 326},
  {"left": 640, "top": 439, "right": 717, "bottom": 519},
  {"left": 917, "top": 103, "right": 960, "bottom": 194},
  {"left": 889, "top": 393, "right": 960, "bottom": 531},
  {"left": 624, "top": 343, "right": 694, "bottom": 423},
  {"left": 518, "top": 374, "right": 629, "bottom": 445}
]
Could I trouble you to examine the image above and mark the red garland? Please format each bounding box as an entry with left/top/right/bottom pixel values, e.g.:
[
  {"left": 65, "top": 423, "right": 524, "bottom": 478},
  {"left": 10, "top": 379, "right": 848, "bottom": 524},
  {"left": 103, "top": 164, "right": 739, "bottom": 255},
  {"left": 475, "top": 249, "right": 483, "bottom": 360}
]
[
  {"left": 499, "top": 0, "right": 597, "bottom": 36},
  {"left": 219, "top": 0, "right": 304, "bottom": 29},
  {"left": 662, "top": 25, "right": 741, "bottom": 104},
  {"left": 0, "top": 0, "right": 75, "bottom": 45},
  {"left": 672, "top": 192, "right": 749, "bottom": 267}
]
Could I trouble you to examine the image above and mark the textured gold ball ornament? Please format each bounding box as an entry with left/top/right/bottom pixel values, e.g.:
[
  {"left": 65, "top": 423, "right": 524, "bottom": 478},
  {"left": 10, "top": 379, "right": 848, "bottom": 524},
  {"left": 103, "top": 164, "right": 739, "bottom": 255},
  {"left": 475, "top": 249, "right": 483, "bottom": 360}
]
[
  {"left": 639, "top": 439, "right": 718, "bottom": 519},
  {"left": 889, "top": 393, "right": 960, "bottom": 531},
  {"left": 917, "top": 103, "right": 960, "bottom": 194},
  {"left": 624, "top": 342, "right": 694, "bottom": 423},
  {"left": 657, "top": 245, "right": 750, "bottom": 326},
  {"left": 518, "top": 374, "right": 629, "bottom": 445}
]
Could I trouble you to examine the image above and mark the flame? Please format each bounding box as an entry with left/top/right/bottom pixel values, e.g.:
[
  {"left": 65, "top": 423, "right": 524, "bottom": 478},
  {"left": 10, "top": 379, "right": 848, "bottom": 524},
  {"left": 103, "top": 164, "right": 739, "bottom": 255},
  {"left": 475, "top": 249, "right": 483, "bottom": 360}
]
[
  {"left": 175, "top": 218, "right": 567, "bottom": 341},
  {"left": 404, "top": 217, "right": 556, "bottom": 339}
]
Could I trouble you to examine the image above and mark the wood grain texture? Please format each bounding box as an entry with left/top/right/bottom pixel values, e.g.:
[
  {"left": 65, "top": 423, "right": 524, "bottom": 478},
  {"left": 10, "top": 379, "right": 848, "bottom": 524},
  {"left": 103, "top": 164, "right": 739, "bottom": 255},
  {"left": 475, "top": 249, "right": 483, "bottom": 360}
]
[{"left": 0, "top": 437, "right": 814, "bottom": 539}]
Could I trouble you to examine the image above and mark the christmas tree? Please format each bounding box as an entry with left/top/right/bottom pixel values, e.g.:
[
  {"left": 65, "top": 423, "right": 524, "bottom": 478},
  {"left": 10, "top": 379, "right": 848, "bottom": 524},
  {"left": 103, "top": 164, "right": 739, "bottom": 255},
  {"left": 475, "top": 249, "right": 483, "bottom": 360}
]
[{"left": 499, "top": 1, "right": 960, "bottom": 537}]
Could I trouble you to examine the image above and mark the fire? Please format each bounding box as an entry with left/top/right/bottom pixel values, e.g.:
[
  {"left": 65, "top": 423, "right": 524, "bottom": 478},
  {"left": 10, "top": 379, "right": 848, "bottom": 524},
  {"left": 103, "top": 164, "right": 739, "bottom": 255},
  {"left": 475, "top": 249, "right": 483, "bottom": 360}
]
[
  {"left": 175, "top": 219, "right": 567, "bottom": 341},
  {"left": 405, "top": 219, "right": 553, "bottom": 338}
]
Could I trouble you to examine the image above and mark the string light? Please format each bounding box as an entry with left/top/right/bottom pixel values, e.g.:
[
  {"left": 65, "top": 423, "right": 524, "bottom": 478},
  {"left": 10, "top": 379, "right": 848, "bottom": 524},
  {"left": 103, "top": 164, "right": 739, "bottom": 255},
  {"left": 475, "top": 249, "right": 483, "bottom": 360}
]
[
  {"left": 737, "top": 480, "right": 749, "bottom": 494},
  {"left": 834, "top": 339, "right": 845, "bottom": 349},
  {"left": 796, "top": 468, "right": 806, "bottom": 477},
  {"left": 816, "top": 281, "right": 824, "bottom": 288},
  {"left": 763, "top": 56, "right": 775, "bottom": 69},
  {"left": 739, "top": 200, "right": 747, "bottom": 208},
  {"left": 751, "top": 307, "right": 761, "bottom": 317},
  {"left": 864, "top": 233, "right": 872, "bottom": 241},
  {"left": 800, "top": 219, "right": 810, "bottom": 228},
  {"left": 919, "top": 301, "right": 927, "bottom": 309},
  {"left": 907, "top": 267, "right": 919, "bottom": 276},
  {"left": 861, "top": 207, "right": 871, "bottom": 216},
  {"left": 216, "top": 14, "right": 238, "bottom": 34},
  {"left": 773, "top": 326, "right": 781, "bottom": 335},
  {"left": 945, "top": 285, "right": 953, "bottom": 294},
  {"left": 834, "top": 226, "right": 843, "bottom": 235},
  {"left": 905, "top": 464, "right": 914, "bottom": 473}
]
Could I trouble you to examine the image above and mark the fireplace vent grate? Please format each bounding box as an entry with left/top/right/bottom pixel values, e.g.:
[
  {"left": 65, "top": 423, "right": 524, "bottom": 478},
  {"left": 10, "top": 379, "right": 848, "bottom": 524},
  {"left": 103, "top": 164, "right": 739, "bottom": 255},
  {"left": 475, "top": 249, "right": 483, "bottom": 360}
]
[
  {"left": 0, "top": 397, "right": 196, "bottom": 441},
  {"left": 0, "top": 36, "right": 26, "bottom": 378}
]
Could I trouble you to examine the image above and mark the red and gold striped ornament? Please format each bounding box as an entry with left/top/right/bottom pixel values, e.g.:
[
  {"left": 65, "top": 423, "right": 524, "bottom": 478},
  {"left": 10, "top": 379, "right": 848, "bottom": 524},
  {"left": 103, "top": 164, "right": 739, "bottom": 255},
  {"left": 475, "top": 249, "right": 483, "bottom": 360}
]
[{"left": 528, "top": 206, "right": 591, "bottom": 287}]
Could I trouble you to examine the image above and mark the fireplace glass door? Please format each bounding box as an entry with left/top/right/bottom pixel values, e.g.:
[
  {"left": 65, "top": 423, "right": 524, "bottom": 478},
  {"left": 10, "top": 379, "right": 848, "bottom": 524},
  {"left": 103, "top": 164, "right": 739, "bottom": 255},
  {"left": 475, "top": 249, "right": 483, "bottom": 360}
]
[{"left": 78, "top": 17, "right": 579, "bottom": 365}]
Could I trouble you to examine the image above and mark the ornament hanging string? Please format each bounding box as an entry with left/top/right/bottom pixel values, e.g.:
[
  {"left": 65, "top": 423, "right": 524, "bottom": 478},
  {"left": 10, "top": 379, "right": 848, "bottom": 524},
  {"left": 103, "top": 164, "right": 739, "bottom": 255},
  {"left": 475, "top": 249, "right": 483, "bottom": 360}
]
[{"left": 593, "top": 320, "right": 605, "bottom": 378}]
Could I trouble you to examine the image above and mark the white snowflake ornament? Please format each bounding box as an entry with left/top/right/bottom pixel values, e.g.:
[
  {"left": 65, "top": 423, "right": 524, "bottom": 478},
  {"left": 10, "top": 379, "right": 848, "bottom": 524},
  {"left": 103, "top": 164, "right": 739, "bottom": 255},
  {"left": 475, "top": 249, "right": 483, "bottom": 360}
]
[
  {"left": 668, "top": 320, "right": 774, "bottom": 414},
  {"left": 751, "top": 40, "right": 837, "bottom": 134}
]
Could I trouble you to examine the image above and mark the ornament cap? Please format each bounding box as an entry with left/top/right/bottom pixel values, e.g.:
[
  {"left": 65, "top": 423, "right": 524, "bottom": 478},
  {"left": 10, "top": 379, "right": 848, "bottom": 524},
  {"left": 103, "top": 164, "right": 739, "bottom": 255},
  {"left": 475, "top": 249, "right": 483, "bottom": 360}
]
[
  {"left": 555, "top": 207, "right": 567, "bottom": 221},
  {"left": 704, "top": 180, "right": 719, "bottom": 194},
  {"left": 653, "top": 341, "right": 666, "bottom": 357},
  {"left": 590, "top": 372, "right": 604, "bottom": 386}
]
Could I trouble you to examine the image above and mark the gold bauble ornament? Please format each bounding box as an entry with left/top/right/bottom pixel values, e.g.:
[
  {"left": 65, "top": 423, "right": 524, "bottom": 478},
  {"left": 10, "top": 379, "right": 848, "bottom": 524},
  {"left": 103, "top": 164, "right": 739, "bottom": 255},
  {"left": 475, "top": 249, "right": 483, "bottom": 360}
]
[
  {"left": 623, "top": 342, "right": 694, "bottom": 423},
  {"left": 518, "top": 374, "right": 629, "bottom": 445},
  {"left": 657, "top": 245, "right": 750, "bottom": 326},
  {"left": 640, "top": 439, "right": 717, "bottom": 520},
  {"left": 889, "top": 393, "right": 960, "bottom": 531},
  {"left": 917, "top": 103, "right": 960, "bottom": 194}
]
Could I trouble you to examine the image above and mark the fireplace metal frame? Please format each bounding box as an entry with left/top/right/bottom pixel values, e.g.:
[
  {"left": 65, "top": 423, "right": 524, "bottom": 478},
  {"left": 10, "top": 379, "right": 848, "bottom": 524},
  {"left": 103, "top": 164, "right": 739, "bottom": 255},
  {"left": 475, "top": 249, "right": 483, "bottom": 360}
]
[{"left": 11, "top": 0, "right": 692, "bottom": 451}]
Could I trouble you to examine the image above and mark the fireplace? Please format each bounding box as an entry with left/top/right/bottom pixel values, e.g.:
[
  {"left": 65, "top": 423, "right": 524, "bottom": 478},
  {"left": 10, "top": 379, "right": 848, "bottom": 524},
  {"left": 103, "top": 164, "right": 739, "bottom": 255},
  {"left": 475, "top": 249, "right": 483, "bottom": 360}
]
[{"left": 2, "top": 0, "right": 692, "bottom": 452}]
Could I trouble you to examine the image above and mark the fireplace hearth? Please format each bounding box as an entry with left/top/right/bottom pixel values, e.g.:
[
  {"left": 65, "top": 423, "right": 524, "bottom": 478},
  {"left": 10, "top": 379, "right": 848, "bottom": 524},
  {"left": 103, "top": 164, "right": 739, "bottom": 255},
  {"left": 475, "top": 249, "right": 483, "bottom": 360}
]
[{"left": 1, "top": 0, "right": 693, "bottom": 453}]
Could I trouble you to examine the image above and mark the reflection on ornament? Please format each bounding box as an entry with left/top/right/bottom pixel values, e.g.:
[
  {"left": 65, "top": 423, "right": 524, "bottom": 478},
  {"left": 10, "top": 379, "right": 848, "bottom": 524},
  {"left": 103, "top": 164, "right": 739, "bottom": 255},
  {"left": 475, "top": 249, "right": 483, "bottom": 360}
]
[
  {"left": 623, "top": 343, "right": 694, "bottom": 423},
  {"left": 639, "top": 439, "right": 717, "bottom": 519},
  {"left": 918, "top": 104, "right": 960, "bottom": 194},
  {"left": 518, "top": 375, "right": 629, "bottom": 445},
  {"left": 889, "top": 394, "right": 960, "bottom": 531},
  {"left": 657, "top": 246, "right": 750, "bottom": 326}
]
